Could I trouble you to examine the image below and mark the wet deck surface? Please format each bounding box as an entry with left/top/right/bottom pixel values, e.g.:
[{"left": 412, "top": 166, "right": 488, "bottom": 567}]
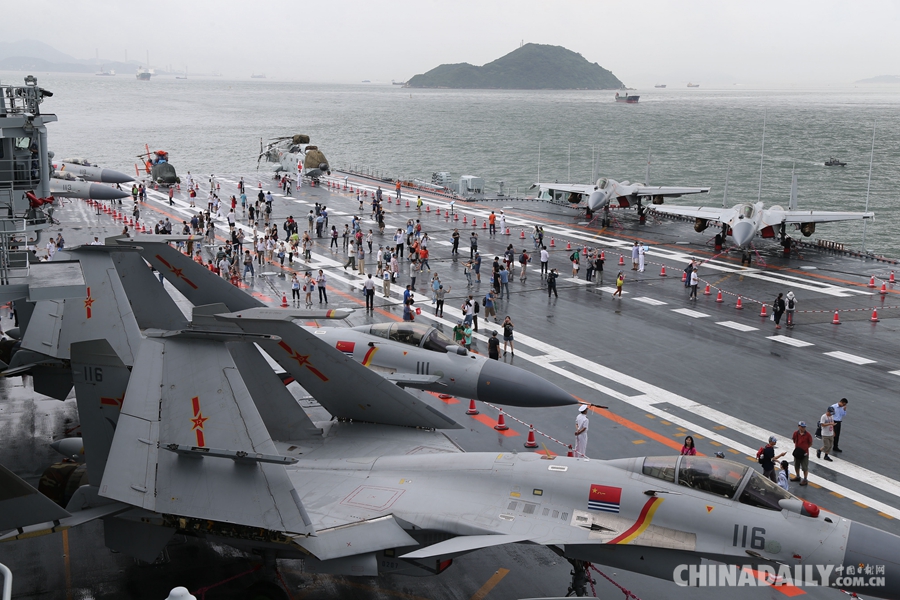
[{"left": 2, "top": 172, "right": 898, "bottom": 599}]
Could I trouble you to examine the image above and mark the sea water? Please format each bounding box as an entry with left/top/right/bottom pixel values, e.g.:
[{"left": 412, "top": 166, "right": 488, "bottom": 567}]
[{"left": 5, "top": 72, "right": 899, "bottom": 255}]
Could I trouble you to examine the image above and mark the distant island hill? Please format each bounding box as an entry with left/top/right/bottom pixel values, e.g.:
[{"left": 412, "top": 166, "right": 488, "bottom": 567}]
[
  {"left": 405, "top": 43, "right": 624, "bottom": 90},
  {"left": 854, "top": 75, "right": 900, "bottom": 84}
]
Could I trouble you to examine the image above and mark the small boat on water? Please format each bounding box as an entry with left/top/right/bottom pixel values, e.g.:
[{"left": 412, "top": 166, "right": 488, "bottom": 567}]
[
  {"left": 136, "top": 67, "right": 151, "bottom": 81},
  {"left": 825, "top": 157, "right": 847, "bottom": 167},
  {"left": 96, "top": 66, "right": 115, "bottom": 76},
  {"left": 615, "top": 92, "right": 639, "bottom": 104},
  {"left": 687, "top": 82, "right": 700, "bottom": 87},
  {"left": 251, "top": 73, "right": 266, "bottom": 79},
  {"left": 654, "top": 84, "right": 666, "bottom": 88}
]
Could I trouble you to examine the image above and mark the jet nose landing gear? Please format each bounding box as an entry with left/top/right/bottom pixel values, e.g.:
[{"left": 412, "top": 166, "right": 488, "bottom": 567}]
[{"left": 566, "top": 558, "right": 594, "bottom": 597}]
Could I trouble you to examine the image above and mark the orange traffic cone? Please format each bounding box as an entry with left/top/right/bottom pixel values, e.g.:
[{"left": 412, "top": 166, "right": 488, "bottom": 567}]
[
  {"left": 891, "top": 271, "right": 896, "bottom": 283},
  {"left": 426, "top": 204, "right": 430, "bottom": 212},
  {"left": 494, "top": 410, "right": 509, "bottom": 431},
  {"left": 703, "top": 283, "right": 711, "bottom": 295},
  {"left": 550, "top": 238, "right": 556, "bottom": 247},
  {"left": 759, "top": 303, "right": 768, "bottom": 318},
  {"left": 436, "top": 207, "right": 441, "bottom": 216},
  {"left": 600, "top": 250, "right": 605, "bottom": 260},
  {"left": 519, "top": 229, "right": 525, "bottom": 239},
  {"left": 871, "top": 308, "right": 880, "bottom": 322},
  {"left": 462, "top": 215, "right": 467, "bottom": 224},
  {"left": 472, "top": 219, "right": 477, "bottom": 228},
  {"left": 735, "top": 296, "right": 743, "bottom": 309},
  {"left": 660, "top": 264, "right": 667, "bottom": 276},
  {"left": 524, "top": 425, "right": 538, "bottom": 448},
  {"left": 880, "top": 282, "right": 887, "bottom": 295},
  {"left": 715, "top": 290, "right": 723, "bottom": 303},
  {"left": 832, "top": 310, "right": 841, "bottom": 324},
  {"left": 567, "top": 445, "right": 574, "bottom": 457},
  {"left": 681, "top": 270, "right": 687, "bottom": 282},
  {"left": 505, "top": 228, "right": 511, "bottom": 235},
  {"left": 406, "top": 199, "right": 410, "bottom": 207},
  {"left": 566, "top": 241, "right": 572, "bottom": 251},
  {"left": 482, "top": 220, "right": 486, "bottom": 229},
  {"left": 867, "top": 276, "right": 876, "bottom": 288},
  {"left": 466, "top": 399, "right": 479, "bottom": 415},
  {"left": 618, "top": 254, "right": 625, "bottom": 266},
  {"left": 454, "top": 212, "right": 459, "bottom": 221},
  {"left": 281, "top": 294, "right": 289, "bottom": 308},
  {"left": 258, "top": 181, "right": 262, "bottom": 188}
]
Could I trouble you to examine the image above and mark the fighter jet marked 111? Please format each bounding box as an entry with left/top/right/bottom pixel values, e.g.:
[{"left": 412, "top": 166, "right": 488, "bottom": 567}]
[{"left": 125, "top": 237, "right": 575, "bottom": 408}]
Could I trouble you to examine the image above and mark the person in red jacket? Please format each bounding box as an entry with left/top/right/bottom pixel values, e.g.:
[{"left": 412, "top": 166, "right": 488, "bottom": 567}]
[{"left": 791, "top": 421, "right": 813, "bottom": 486}]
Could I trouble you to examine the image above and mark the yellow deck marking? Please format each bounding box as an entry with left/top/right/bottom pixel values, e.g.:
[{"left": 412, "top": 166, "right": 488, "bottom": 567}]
[
  {"left": 470, "top": 568, "right": 510, "bottom": 600},
  {"left": 63, "top": 529, "right": 73, "bottom": 600}
]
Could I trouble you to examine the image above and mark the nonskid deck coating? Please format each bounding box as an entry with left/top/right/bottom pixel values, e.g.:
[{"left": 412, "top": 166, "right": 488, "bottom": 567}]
[{"left": 2, "top": 172, "right": 898, "bottom": 600}]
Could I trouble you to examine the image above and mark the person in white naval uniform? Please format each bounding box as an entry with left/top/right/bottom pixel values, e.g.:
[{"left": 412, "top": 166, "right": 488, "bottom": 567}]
[{"left": 574, "top": 404, "right": 590, "bottom": 457}]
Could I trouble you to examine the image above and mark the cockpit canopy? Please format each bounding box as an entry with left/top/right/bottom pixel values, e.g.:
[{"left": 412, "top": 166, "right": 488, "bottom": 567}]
[
  {"left": 596, "top": 177, "right": 609, "bottom": 190},
  {"left": 641, "top": 455, "right": 793, "bottom": 511},
  {"left": 739, "top": 204, "right": 755, "bottom": 219},
  {"left": 366, "top": 322, "right": 455, "bottom": 353}
]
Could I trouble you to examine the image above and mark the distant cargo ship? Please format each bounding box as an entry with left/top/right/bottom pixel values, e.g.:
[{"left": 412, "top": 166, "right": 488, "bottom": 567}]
[
  {"left": 687, "top": 82, "right": 700, "bottom": 87},
  {"left": 615, "top": 92, "right": 639, "bottom": 103},
  {"left": 96, "top": 66, "right": 115, "bottom": 77},
  {"left": 251, "top": 73, "right": 266, "bottom": 79},
  {"left": 136, "top": 67, "right": 151, "bottom": 81},
  {"left": 654, "top": 84, "right": 666, "bottom": 88}
]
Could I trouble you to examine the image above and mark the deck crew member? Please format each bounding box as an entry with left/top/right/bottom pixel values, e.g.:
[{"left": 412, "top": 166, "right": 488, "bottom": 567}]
[{"left": 574, "top": 404, "right": 590, "bottom": 458}]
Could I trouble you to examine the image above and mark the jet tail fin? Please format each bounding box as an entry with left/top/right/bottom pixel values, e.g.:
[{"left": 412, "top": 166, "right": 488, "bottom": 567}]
[
  {"left": 101, "top": 336, "right": 314, "bottom": 535},
  {"left": 789, "top": 169, "right": 799, "bottom": 210},
  {"left": 70, "top": 339, "right": 132, "bottom": 486},
  {"left": 125, "top": 240, "right": 264, "bottom": 311}
]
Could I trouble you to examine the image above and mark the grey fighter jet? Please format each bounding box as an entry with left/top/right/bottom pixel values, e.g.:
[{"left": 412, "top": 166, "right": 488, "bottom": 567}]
[
  {"left": 53, "top": 157, "right": 134, "bottom": 184},
  {"left": 124, "top": 237, "right": 575, "bottom": 408},
  {"left": 3, "top": 290, "right": 900, "bottom": 599}
]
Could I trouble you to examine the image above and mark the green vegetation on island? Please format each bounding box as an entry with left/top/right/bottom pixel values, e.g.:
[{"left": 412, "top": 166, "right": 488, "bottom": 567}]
[{"left": 406, "top": 43, "right": 623, "bottom": 90}]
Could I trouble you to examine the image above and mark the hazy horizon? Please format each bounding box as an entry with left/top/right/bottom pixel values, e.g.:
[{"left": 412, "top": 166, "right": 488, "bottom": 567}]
[{"left": 2, "top": 0, "right": 899, "bottom": 87}]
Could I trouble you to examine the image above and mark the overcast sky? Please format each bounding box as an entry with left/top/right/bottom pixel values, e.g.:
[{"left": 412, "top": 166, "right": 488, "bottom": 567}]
[{"left": 6, "top": 0, "right": 900, "bottom": 85}]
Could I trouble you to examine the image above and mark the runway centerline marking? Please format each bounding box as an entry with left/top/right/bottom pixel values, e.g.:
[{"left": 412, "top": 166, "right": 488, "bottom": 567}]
[
  {"left": 823, "top": 351, "right": 876, "bottom": 365},
  {"left": 766, "top": 335, "right": 814, "bottom": 347}
]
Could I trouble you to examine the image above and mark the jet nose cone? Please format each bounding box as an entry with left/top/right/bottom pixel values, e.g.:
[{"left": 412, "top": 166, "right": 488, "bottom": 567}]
[
  {"left": 88, "top": 184, "right": 131, "bottom": 200},
  {"left": 476, "top": 359, "right": 576, "bottom": 407},
  {"left": 99, "top": 168, "right": 135, "bottom": 184},
  {"left": 588, "top": 190, "right": 608, "bottom": 212},
  {"left": 842, "top": 521, "right": 900, "bottom": 599},
  {"left": 731, "top": 220, "right": 755, "bottom": 247}
]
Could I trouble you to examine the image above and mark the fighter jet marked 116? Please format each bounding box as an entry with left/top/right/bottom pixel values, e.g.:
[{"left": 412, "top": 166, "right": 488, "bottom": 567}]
[
  {"left": 2, "top": 268, "right": 900, "bottom": 598},
  {"left": 258, "top": 134, "right": 330, "bottom": 181},
  {"left": 123, "top": 236, "right": 575, "bottom": 408},
  {"left": 532, "top": 177, "right": 711, "bottom": 213},
  {"left": 652, "top": 174, "right": 874, "bottom": 248}
]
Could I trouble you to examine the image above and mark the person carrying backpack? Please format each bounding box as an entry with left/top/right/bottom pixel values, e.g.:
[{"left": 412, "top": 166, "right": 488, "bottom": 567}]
[{"left": 785, "top": 291, "right": 797, "bottom": 328}]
